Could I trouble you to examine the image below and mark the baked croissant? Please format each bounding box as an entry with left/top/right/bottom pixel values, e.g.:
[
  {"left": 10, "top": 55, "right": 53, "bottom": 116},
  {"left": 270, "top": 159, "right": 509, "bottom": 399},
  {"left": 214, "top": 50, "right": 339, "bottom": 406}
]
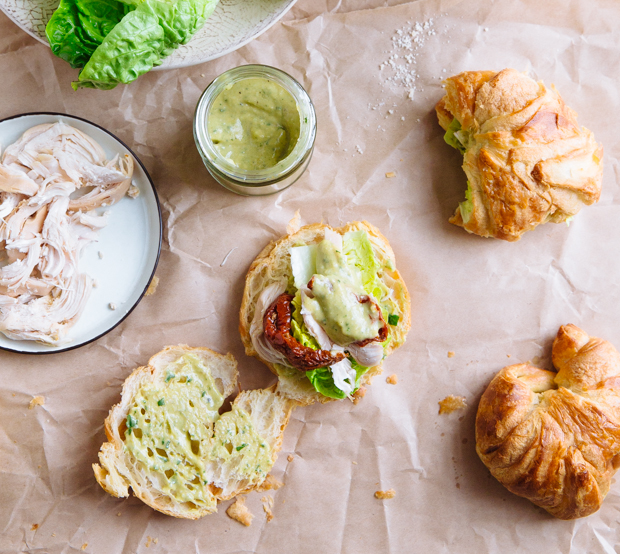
[
  {"left": 436, "top": 69, "right": 603, "bottom": 241},
  {"left": 476, "top": 325, "right": 620, "bottom": 519}
]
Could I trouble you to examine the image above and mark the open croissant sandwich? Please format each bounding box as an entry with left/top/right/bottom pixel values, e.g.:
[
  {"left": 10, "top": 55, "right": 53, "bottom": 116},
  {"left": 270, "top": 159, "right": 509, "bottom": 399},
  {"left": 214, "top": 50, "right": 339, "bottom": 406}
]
[
  {"left": 239, "top": 221, "right": 410, "bottom": 405},
  {"left": 93, "top": 346, "right": 296, "bottom": 519},
  {"left": 436, "top": 69, "right": 603, "bottom": 241},
  {"left": 476, "top": 324, "right": 620, "bottom": 519}
]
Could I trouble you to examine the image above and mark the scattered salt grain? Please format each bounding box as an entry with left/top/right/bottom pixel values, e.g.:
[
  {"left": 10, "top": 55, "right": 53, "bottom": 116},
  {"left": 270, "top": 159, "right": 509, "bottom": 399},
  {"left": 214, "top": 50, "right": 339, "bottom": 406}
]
[{"left": 377, "top": 18, "right": 437, "bottom": 100}]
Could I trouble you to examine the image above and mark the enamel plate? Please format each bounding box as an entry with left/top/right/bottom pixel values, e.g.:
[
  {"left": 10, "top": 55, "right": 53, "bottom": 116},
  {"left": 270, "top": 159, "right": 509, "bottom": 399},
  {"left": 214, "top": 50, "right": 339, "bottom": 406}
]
[
  {"left": 0, "top": 113, "right": 162, "bottom": 354},
  {"left": 0, "top": 0, "right": 297, "bottom": 70}
]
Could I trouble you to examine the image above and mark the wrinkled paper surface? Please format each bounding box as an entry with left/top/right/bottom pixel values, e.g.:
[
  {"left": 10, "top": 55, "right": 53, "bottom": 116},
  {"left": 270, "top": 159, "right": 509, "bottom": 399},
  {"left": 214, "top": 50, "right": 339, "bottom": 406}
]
[{"left": 2, "top": 0, "right": 620, "bottom": 552}]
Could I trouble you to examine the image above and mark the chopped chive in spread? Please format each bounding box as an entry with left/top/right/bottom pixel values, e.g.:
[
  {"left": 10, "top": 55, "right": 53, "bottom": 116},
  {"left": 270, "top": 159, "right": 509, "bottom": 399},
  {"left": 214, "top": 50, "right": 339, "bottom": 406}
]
[
  {"left": 126, "top": 414, "right": 138, "bottom": 434},
  {"left": 165, "top": 372, "right": 175, "bottom": 382},
  {"left": 157, "top": 398, "right": 165, "bottom": 406},
  {"left": 388, "top": 314, "right": 399, "bottom": 326},
  {"left": 236, "top": 443, "right": 248, "bottom": 451}
]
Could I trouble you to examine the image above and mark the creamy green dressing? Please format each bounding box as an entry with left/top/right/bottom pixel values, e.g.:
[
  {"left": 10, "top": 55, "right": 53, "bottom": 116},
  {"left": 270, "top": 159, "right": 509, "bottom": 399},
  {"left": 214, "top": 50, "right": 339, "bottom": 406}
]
[
  {"left": 302, "top": 240, "right": 381, "bottom": 345},
  {"left": 208, "top": 78, "right": 300, "bottom": 170},
  {"left": 123, "top": 354, "right": 271, "bottom": 508}
]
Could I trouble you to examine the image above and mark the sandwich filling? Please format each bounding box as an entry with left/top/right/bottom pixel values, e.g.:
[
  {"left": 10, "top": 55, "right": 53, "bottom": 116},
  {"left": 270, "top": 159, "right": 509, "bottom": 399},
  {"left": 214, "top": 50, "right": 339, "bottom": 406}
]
[
  {"left": 443, "top": 118, "right": 474, "bottom": 224},
  {"left": 123, "top": 354, "right": 271, "bottom": 509},
  {"left": 254, "top": 228, "right": 401, "bottom": 400}
]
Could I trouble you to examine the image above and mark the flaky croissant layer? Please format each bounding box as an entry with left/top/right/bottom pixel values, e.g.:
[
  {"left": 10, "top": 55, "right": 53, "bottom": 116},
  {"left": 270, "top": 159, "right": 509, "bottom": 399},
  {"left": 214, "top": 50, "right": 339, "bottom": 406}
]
[
  {"left": 437, "top": 69, "right": 603, "bottom": 241},
  {"left": 476, "top": 325, "right": 620, "bottom": 519}
]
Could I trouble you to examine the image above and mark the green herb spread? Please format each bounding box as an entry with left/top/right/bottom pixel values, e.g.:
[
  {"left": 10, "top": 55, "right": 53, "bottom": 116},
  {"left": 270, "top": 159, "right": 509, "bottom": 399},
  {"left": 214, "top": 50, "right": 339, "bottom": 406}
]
[
  {"left": 123, "top": 354, "right": 271, "bottom": 508},
  {"left": 208, "top": 78, "right": 300, "bottom": 170}
]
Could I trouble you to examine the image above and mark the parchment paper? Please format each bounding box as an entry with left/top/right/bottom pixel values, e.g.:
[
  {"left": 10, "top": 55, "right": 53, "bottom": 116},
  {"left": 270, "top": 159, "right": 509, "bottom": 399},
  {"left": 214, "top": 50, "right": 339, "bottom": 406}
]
[{"left": 2, "top": 0, "right": 620, "bottom": 552}]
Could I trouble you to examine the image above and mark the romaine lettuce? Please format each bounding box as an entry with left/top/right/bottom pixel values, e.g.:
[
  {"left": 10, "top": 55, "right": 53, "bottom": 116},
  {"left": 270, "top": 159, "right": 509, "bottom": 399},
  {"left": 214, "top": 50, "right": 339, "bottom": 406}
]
[
  {"left": 444, "top": 118, "right": 467, "bottom": 154},
  {"left": 290, "top": 291, "right": 319, "bottom": 350},
  {"left": 459, "top": 181, "right": 474, "bottom": 224},
  {"left": 45, "top": 0, "right": 219, "bottom": 89},
  {"left": 290, "top": 245, "right": 316, "bottom": 290},
  {"left": 343, "top": 230, "right": 387, "bottom": 308},
  {"left": 306, "top": 359, "right": 369, "bottom": 400},
  {"left": 46, "top": 0, "right": 130, "bottom": 68}
]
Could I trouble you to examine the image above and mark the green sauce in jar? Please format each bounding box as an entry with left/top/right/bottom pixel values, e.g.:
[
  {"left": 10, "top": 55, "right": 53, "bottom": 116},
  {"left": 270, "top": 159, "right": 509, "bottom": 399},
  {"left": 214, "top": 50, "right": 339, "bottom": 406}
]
[{"left": 207, "top": 78, "right": 301, "bottom": 170}]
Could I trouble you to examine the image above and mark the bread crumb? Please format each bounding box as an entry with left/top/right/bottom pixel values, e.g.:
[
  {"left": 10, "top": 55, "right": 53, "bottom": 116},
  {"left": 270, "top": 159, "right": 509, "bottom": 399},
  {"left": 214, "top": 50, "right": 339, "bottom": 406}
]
[
  {"left": 287, "top": 210, "right": 302, "bottom": 235},
  {"left": 52, "top": 533, "right": 56, "bottom": 537},
  {"left": 81, "top": 544, "right": 87, "bottom": 551},
  {"left": 507, "top": 354, "right": 511, "bottom": 358},
  {"left": 352, "top": 461, "right": 358, "bottom": 465},
  {"left": 116, "top": 512, "right": 121, "bottom": 517},
  {"left": 385, "top": 171, "right": 396, "bottom": 178},
  {"left": 375, "top": 489, "right": 396, "bottom": 499},
  {"left": 261, "top": 474, "right": 284, "bottom": 491},
  {"left": 448, "top": 351, "right": 455, "bottom": 358},
  {"left": 261, "top": 495, "right": 275, "bottom": 522},
  {"left": 386, "top": 374, "right": 398, "bottom": 385},
  {"left": 438, "top": 395, "right": 467, "bottom": 415},
  {"left": 127, "top": 184, "right": 140, "bottom": 198},
  {"left": 12, "top": 393, "right": 15, "bottom": 396},
  {"left": 145, "top": 276, "right": 159, "bottom": 297},
  {"left": 145, "top": 536, "right": 156, "bottom": 547},
  {"left": 29, "top": 396, "right": 45, "bottom": 409},
  {"left": 287, "top": 454, "right": 294, "bottom": 462},
  {"left": 31, "top": 524, "right": 39, "bottom": 531},
  {"left": 154, "top": 539, "right": 158, "bottom": 544},
  {"left": 352, "top": 386, "right": 366, "bottom": 404},
  {"left": 98, "top": 251, "right": 103, "bottom": 259},
  {"left": 226, "top": 497, "right": 253, "bottom": 526},
  {"left": 109, "top": 303, "right": 116, "bottom": 310}
]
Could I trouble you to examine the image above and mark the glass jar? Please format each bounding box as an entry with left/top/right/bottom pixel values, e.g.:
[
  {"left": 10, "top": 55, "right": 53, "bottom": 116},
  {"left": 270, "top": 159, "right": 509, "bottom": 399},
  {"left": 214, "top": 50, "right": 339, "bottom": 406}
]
[{"left": 194, "top": 65, "right": 317, "bottom": 196}]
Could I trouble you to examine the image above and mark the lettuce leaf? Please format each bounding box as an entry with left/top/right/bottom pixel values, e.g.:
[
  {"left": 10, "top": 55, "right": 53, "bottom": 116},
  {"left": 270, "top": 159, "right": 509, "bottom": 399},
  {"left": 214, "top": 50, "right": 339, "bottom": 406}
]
[
  {"left": 343, "top": 230, "right": 386, "bottom": 306},
  {"left": 45, "top": 0, "right": 219, "bottom": 89},
  {"left": 46, "top": 0, "right": 130, "bottom": 68},
  {"left": 459, "top": 181, "right": 474, "bottom": 224},
  {"left": 444, "top": 118, "right": 466, "bottom": 154},
  {"left": 290, "top": 291, "right": 319, "bottom": 350},
  {"left": 306, "top": 359, "right": 369, "bottom": 400},
  {"left": 290, "top": 245, "right": 316, "bottom": 290}
]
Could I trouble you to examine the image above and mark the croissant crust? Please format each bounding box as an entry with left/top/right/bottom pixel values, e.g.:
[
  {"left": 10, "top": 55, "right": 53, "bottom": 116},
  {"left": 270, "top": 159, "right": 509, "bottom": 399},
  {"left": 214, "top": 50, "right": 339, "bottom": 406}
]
[
  {"left": 436, "top": 69, "right": 603, "bottom": 241},
  {"left": 476, "top": 324, "right": 620, "bottom": 519}
]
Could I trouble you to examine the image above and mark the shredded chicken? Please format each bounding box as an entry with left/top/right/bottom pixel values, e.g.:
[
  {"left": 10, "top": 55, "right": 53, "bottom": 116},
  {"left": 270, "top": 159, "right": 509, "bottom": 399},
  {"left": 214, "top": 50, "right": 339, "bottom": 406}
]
[{"left": 0, "top": 121, "right": 134, "bottom": 344}]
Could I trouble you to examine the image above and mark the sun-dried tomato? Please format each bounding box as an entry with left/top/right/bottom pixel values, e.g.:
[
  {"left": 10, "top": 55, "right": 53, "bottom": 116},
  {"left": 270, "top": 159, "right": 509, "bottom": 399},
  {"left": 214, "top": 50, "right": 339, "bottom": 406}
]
[{"left": 263, "top": 293, "right": 345, "bottom": 371}]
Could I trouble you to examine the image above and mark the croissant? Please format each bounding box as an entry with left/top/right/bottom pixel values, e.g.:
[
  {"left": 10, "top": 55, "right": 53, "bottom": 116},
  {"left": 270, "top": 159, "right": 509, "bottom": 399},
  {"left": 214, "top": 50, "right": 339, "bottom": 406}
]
[
  {"left": 436, "top": 69, "right": 603, "bottom": 241},
  {"left": 476, "top": 324, "right": 620, "bottom": 519}
]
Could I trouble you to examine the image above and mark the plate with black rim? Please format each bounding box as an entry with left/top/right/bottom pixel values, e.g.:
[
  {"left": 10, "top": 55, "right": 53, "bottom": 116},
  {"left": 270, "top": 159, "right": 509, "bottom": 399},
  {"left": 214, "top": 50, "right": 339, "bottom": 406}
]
[{"left": 0, "top": 112, "right": 162, "bottom": 354}]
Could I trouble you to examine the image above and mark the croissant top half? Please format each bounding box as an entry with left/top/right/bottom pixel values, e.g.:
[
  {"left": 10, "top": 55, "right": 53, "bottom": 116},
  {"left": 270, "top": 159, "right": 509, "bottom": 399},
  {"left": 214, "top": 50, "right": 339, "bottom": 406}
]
[
  {"left": 476, "top": 325, "right": 620, "bottom": 519},
  {"left": 436, "top": 69, "right": 603, "bottom": 241}
]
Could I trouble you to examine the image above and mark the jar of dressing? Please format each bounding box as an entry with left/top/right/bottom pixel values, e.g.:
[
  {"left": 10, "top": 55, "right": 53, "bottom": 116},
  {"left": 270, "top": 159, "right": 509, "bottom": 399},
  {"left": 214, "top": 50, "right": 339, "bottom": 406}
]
[{"left": 194, "top": 65, "right": 316, "bottom": 196}]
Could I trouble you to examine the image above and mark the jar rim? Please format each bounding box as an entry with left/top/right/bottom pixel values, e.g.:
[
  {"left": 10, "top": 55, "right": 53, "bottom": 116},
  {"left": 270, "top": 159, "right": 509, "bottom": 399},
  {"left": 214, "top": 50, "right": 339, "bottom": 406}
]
[{"left": 194, "top": 64, "right": 316, "bottom": 187}]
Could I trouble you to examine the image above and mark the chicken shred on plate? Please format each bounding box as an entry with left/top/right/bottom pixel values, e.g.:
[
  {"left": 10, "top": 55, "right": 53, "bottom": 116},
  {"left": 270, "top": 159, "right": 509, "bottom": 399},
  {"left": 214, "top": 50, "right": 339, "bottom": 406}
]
[{"left": 0, "top": 121, "right": 135, "bottom": 344}]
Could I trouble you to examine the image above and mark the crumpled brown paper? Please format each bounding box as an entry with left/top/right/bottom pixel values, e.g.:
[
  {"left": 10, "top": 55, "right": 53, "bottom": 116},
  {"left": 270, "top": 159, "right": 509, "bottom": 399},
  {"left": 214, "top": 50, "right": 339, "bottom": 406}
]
[{"left": 2, "top": 0, "right": 620, "bottom": 551}]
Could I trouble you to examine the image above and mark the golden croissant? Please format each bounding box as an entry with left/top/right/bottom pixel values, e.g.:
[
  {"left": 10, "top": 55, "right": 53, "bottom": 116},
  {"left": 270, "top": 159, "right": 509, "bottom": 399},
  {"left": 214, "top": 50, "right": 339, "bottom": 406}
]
[
  {"left": 436, "top": 69, "right": 603, "bottom": 241},
  {"left": 476, "top": 324, "right": 620, "bottom": 519}
]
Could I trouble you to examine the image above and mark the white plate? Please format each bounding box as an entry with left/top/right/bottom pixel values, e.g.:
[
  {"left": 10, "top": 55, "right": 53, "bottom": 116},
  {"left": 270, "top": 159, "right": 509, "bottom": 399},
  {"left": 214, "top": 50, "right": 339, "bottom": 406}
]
[
  {"left": 0, "top": 0, "right": 297, "bottom": 70},
  {"left": 0, "top": 113, "right": 162, "bottom": 354}
]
